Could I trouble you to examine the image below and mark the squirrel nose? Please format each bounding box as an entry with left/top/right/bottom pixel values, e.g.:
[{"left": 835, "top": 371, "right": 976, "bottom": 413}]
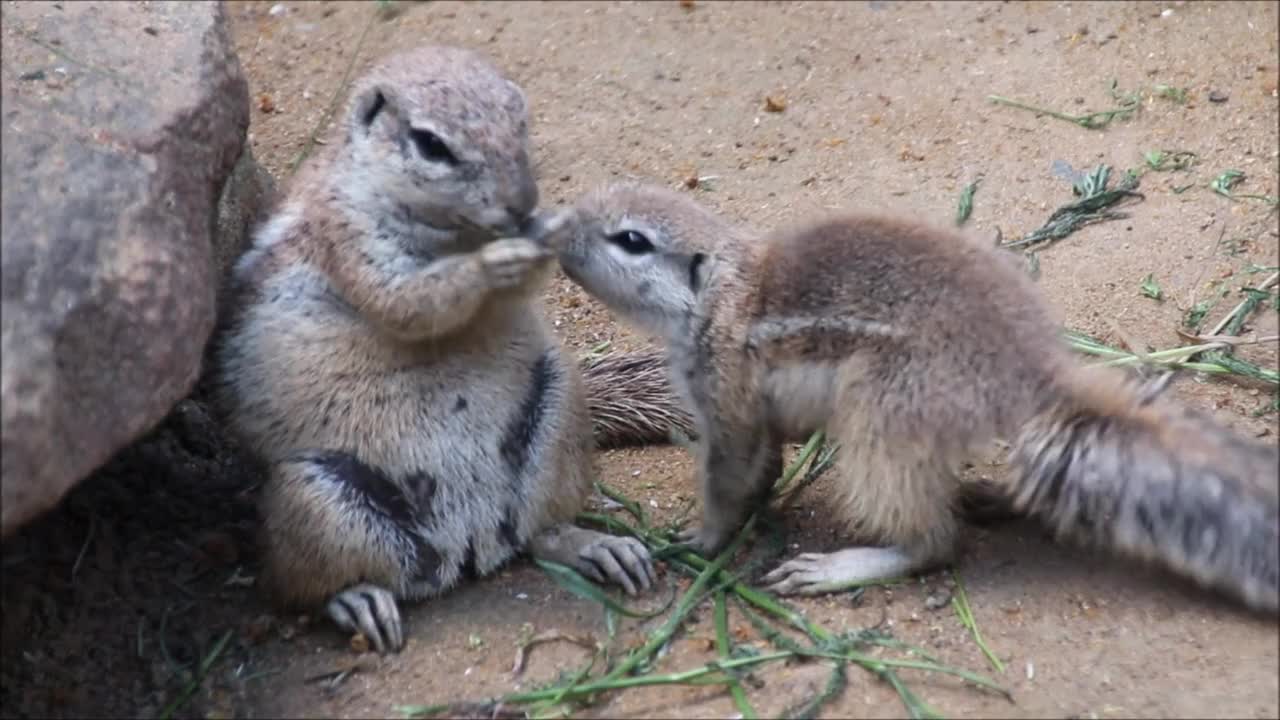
[
  {"left": 486, "top": 208, "right": 526, "bottom": 237},
  {"left": 511, "top": 173, "right": 539, "bottom": 220},
  {"left": 485, "top": 167, "right": 539, "bottom": 236}
]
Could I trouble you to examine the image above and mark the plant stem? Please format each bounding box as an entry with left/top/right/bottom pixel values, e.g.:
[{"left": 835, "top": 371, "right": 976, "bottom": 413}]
[
  {"left": 950, "top": 569, "right": 1005, "bottom": 674},
  {"left": 714, "top": 591, "right": 758, "bottom": 719}
]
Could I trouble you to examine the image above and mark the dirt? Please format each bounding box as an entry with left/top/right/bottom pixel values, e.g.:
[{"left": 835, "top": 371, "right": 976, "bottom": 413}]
[{"left": 3, "top": 1, "right": 1278, "bottom": 718}]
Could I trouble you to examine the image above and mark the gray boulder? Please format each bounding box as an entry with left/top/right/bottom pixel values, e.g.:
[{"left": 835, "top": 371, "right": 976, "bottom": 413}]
[{"left": 1, "top": 0, "right": 263, "bottom": 536}]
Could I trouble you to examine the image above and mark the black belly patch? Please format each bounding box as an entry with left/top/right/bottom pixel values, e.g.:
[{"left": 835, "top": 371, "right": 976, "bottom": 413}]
[
  {"left": 292, "top": 450, "right": 448, "bottom": 588},
  {"left": 499, "top": 351, "right": 558, "bottom": 480}
]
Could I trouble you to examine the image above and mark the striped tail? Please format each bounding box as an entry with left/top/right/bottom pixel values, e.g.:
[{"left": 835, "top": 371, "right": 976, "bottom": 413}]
[
  {"left": 1008, "top": 367, "right": 1279, "bottom": 613},
  {"left": 580, "top": 349, "right": 694, "bottom": 449}
]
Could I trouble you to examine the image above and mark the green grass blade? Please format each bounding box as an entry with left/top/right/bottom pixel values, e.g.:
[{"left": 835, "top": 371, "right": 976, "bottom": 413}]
[
  {"left": 596, "top": 480, "right": 650, "bottom": 529},
  {"left": 536, "top": 559, "right": 675, "bottom": 619},
  {"left": 956, "top": 180, "right": 980, "bottom": 226},
  {"left": 714, "top": 591, "right": 758, "bottom": 719},
  {"left": 950, "top": 569, "right": 1005, "bottom": 674},
  {"left": 159, "top": 629, "right": 234, "bottom": 720}
]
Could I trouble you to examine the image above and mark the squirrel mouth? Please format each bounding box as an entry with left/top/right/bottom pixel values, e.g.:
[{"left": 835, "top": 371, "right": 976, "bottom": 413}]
[{"left": 559, "top": 257, "right": 583, "bottom": 283}]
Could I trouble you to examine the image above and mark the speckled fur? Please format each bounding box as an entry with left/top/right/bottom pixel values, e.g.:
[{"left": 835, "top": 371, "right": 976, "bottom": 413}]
[
  {"left": 210, "top": 49, "right": 669, "bottom": 651},
  {"left": 552, "top": 182, "right": 1279, "bottom": 614}
]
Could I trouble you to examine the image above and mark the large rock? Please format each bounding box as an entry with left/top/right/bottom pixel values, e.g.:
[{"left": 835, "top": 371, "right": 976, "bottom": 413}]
[{"left": 0, "top": 1, "right": 256, "bottom": 537}]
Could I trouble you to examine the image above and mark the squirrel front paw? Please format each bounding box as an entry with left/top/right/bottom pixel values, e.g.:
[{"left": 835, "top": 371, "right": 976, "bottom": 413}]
[
  {"left": 480, "top": 237, "right": 552, "bottom": 289},
  {"left": 674, "top": 523, "right": 735, "bottom": 559}
]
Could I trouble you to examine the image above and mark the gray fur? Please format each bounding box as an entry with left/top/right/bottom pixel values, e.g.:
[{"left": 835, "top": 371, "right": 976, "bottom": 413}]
[
  {"left": 552, "top": 181, "right": 1279, "bottom": 614},
  {"left": 211, "top": 48, "right": 668, "bottom": 654}
]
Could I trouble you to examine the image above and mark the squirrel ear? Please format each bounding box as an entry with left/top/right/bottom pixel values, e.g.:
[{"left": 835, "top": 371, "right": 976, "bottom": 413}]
[{"left": 353, "top": 85, "right": 391, "bottom": 130}]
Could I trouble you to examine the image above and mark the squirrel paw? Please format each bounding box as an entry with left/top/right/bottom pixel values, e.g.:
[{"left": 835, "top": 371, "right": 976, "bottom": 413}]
[
  {"left": 480, "top": 237, "right": 551, "bottom": 289},
  {"left": 327, "top": 583, "right": 404, "bottom": 654},
  {"left": 574, "top": 535, "right": 656, "bottom": 596},
  {"left": 760, "top": 546, "right": 923, "bottom": 597}
]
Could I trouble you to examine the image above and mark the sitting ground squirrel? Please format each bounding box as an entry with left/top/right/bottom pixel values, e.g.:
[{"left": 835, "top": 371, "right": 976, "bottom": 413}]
[
  {"left": 211, "top": 48, "right": 689, "bottom": 654},
  {"left": 547, "top": 182, "right": 1279, "bottom": 614}
]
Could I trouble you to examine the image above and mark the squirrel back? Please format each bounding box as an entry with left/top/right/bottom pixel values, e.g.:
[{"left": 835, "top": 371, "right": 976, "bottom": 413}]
[{"left": 550, "top": 182, "right": 1279, "bottom": 614}]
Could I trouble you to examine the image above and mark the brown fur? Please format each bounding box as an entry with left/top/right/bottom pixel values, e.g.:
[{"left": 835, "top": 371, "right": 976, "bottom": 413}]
[
  {"left": 210, "top": 49, "right": 670, "bottom": 653},
  {"left": 552, "top": 182, "right": 1279, "bottom": 613}
]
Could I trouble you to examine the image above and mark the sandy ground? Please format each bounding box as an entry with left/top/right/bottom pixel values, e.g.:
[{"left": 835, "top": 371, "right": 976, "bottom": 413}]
[{"left": 3, "top": 1, "right": 1278, "bottom": 718}]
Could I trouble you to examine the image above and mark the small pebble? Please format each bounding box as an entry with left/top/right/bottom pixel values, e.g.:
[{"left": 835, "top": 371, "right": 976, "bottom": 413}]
[
  {"left": 349, "top": 633, "right": 370, "bottom": 654},
  {"left": 1161, "top": 7, "right": 1174, "bottom": 17},
  {"left": 1208, "top": 89, "right": 1229, "bottom": 103},
  {"left": 268, "top": 3, "right": 288, "bottom": 16},
  {"left": 925, "top": 589, "right": 952, "bottom": 610},
  {"left": 1026, "top": 661, "right": 1035, "bottom": 680}
]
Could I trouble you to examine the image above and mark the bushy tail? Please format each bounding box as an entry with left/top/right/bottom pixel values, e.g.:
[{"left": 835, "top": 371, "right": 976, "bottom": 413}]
[
  {"left": 1008, "top": 367, "right": 1279, "bottom": 613},
  {"left": 580, "top": 350, "right": 694, "bottom": 449}
]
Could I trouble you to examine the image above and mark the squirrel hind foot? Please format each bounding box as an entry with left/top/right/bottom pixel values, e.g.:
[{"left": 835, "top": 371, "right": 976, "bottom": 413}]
[
  {"left": 327, "top": 583, "right": 404, "bottom": 654},
  {"left": 760, "top": 545, "right": 942, "bottom": 597}
]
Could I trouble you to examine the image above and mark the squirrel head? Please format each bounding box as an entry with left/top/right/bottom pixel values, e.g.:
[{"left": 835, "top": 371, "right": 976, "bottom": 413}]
[
  {"left": 550, "top": 182, "right": 738, "bottom": 340},
  {"left": 337, "top": 46, "right": 538, "bottom": 243}
]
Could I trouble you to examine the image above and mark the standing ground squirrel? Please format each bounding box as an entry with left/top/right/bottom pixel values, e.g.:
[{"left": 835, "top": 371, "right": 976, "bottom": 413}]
[
  {"left": 548, "top": 182, "right": 1279, "bottom": 614},
  {"left": 211, "top": 49, "right": 687, "bottom": 654}
]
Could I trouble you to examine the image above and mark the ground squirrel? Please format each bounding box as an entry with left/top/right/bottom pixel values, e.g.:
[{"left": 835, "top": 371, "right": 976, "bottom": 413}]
[
  {"left": 547, "top": 182, "right": 1279, "bottom": 613},
  {"left": 211, "top": 48, "right": 687, "bottom": 654}
]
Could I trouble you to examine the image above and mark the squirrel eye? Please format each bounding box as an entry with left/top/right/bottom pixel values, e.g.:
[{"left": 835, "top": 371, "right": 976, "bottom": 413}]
[
  {"left": 409, "top": 128, "right": 458, "bottom": 165},
  {"left": 606, "top": 230, "right": 655, "bottom": 255}
]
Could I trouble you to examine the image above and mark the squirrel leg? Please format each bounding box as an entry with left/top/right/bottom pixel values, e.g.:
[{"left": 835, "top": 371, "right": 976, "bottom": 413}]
[
  {"left": 762, "top": 415, "right": 961, "bottom": 596},
  {"left": 259, "top": 451, "right": 447, "bottom": 654},
  {"left": 677, "top": 421, "right": 782, "bottom": 558},
  {"left": 528, "top": 524, "right": 656, "bottom": 596},
  {"left": 327, "top": 236, "right": 551, "bottom": 343}
]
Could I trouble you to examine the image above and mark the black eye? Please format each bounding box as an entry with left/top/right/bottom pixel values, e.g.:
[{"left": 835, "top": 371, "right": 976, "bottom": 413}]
[
  {"left": 606, "top": 230, "right": 654, "bottom": 255},
  {"left": 409, "top": 128, "right": 458, "bottom": 165}
]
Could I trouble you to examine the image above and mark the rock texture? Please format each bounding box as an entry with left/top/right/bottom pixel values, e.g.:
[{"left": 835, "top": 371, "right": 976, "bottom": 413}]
[
  {"left": 1, "top": 1, "right": 258, "bottom": 536},
  {"left": 214, "top": 138, "right": 277, "bottom": 299}
]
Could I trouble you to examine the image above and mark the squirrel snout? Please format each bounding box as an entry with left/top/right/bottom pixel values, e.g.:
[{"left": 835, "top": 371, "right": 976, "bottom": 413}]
[
  {"left": 521, "top": 207, "right": 578, "bottom": 251},
  {"left": 478, "top": 206, "right": 532, "bottom": 237},
  {"left": 499, "top": 168, "right": 539, "bottom": 230},
  {"left": 481, "top": 176, "right": 539, "bottom": 237}
]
